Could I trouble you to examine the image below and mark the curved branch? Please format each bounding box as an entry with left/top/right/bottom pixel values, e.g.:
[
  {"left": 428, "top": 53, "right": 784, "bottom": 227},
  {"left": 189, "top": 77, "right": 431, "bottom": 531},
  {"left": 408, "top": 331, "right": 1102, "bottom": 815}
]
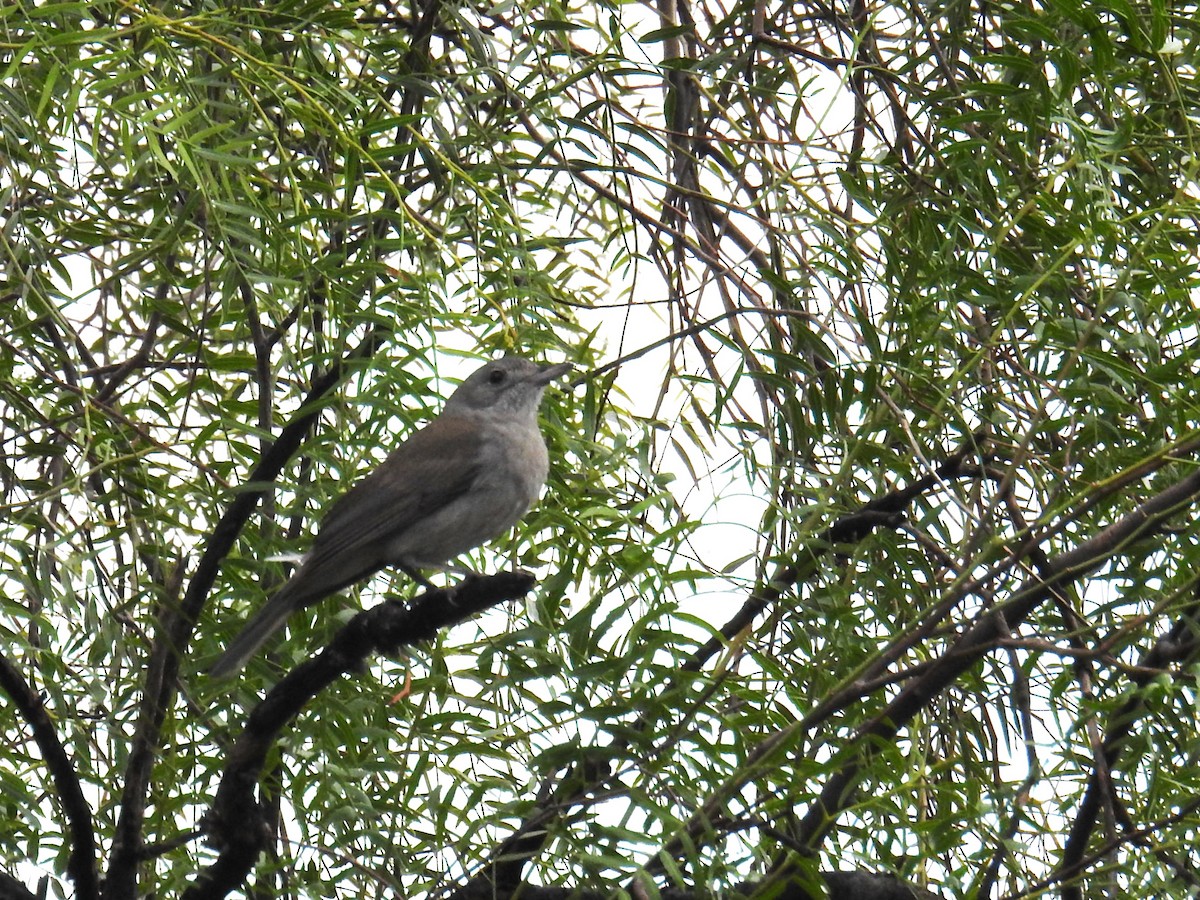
[
  {"left": 107, "top": 325, "right": 393, "bottom": 900},
  {"left": 782, "top": 459, "right": 1200, "bottom": 866},
  {"left": 185, "top": 571, "right": 536, "bottom": 900},
  {"left": 448, "top": 869, "right": 940, "bottom": 899},
  {"left": 1056, "top": 584, "right": 1200, "bottom": 900},
  {"left": 0, "top": 652, "right": 98, "bottom": 900},
  {"left": 0, "top": 872, "right": 40, "bottom": 900},
  {"left": 447, "top": 434, "right": 987, "bottom": 898}
]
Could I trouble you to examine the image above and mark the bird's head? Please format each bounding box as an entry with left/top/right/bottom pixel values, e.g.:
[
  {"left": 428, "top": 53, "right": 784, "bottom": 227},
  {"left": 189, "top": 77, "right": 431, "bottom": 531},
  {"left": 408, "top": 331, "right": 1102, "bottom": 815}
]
[{"left": 443, "top": 356, "right": 573, "bottom": 418}]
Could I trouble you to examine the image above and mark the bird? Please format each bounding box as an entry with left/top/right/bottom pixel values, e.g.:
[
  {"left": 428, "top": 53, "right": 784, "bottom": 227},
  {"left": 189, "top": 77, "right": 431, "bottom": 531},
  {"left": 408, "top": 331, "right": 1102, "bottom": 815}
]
[{"left": 210, "top": 356, "right": 572, "bottom": 678}]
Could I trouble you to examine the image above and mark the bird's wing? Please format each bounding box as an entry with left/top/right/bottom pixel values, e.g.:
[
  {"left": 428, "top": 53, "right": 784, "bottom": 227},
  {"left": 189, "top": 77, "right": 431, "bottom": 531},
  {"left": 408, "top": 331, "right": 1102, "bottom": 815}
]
[{"left": 285, "top": 415, "right": 485, "bottom": 601}]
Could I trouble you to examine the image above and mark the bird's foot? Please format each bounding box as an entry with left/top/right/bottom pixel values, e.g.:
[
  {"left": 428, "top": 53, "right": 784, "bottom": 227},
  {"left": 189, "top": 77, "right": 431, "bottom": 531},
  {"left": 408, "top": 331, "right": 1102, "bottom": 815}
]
[{"left": 389, "top": 669, "right": 414, "bottom": 704}]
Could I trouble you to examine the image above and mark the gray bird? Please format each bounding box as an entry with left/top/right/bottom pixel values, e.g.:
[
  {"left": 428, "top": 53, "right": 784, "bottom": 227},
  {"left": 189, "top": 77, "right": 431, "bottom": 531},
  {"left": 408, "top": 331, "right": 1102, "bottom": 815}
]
[{"left": 211, "top": 356, "right": 572, "bottom": 678}]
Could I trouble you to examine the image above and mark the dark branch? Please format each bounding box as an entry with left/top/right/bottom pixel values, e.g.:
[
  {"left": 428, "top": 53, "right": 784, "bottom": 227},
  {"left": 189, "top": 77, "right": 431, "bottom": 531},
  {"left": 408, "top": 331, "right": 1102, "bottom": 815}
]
[
  {"left": 0, "top": 652, "right": 98, "bottom": 900},
  {"left": 1056, "top": 584, "right": 1200, "bottom": 900},
  {"left": 687, "top": 428, "right": 988, "bottom": 677},
  {"left": 448, "top": 434, "right": 987, "bottom": 899},
  {"left": 106, "top": 326, "right": 393, "bottom": 900},
  {"left": 780, "top": 460, "right": 1200, "bottom": 866},
  {"left": 185, "top": 571, "right": 536, "bottom": 900},
  {"left": 0, "top": 872, "right": 40, "bottom": 900},
  {"left": 448, "top": 870, "right": 940, "bottom": 899}
]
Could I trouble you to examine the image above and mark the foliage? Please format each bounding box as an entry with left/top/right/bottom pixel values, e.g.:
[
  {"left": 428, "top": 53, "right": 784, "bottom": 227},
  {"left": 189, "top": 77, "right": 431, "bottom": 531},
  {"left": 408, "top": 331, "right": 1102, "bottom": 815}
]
[{"left": 2, "top": 0, "right": 1200, "bottom": 898}]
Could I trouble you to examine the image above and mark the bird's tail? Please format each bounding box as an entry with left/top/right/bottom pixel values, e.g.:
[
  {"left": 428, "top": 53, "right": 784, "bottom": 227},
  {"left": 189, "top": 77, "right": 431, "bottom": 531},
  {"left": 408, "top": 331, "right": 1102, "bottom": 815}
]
[{"left": 209, "top": 588, "right": 298, "bottom": 679}]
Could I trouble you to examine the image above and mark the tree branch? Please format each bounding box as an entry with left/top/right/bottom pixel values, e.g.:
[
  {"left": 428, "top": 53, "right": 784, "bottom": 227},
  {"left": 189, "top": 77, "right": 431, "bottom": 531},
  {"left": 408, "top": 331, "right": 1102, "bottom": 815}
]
[
  {"left": 447, "top": 870, "right": 940, "bottom": 899},
  {"left": 0, "top": 652, "right": 98, "bottom": 900},
  {"left": 447, "top": 434, "right": 987, "bottom": 898},
  {"left": 106, "top": 325, "right": 392, "bottom": 900},
  {"left": 185, "top": 571, "right": 536, "bottom": 900},
  {"left": 1056, "top": 583, "right": 1200, "bottom": 900},
  {"left": 0, "top": 872, "right": 40, "bottom": 900},
  {"left": 779, "top": 459, "right": 1200, "bottom": 867}
]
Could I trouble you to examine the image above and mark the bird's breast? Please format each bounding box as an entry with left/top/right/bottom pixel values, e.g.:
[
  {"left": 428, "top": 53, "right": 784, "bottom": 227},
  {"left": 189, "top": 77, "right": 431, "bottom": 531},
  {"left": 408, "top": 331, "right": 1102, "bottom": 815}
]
[
  {"left": 474, "top": 413, "right": 550, "bottom": 504},
  {"left": 385, "top": 415, "right": 549, "bottom": 568}
]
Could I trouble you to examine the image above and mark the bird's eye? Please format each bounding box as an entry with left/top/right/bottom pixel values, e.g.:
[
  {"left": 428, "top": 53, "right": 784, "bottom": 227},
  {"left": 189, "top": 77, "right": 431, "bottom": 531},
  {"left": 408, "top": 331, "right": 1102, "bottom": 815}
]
[{"left": 488, "top": 369, "right": 507, "bottom": 385}]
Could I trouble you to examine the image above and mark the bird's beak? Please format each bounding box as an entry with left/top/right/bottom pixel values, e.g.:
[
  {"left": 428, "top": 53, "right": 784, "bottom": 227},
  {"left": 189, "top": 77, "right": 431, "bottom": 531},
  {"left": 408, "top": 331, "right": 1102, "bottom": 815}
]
[{"left": 534, "top": 362, "right": 574, "bottom": 385}]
